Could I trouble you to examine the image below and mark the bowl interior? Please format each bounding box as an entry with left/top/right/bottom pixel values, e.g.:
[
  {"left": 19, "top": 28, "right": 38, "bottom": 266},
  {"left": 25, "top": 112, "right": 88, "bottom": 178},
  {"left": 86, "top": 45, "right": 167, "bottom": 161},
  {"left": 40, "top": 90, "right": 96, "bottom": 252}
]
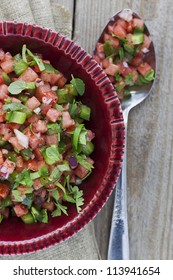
[{"left": 0, "top": 23, "right": 124, "bottom": 252}]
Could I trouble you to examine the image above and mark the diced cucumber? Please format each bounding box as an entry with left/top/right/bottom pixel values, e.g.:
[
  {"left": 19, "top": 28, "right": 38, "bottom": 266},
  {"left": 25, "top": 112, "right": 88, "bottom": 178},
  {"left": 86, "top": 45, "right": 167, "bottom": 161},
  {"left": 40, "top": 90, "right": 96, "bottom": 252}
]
[
  {"left": 79, "top": 105, "right": 91, "bottom": 121},
  {"left": 2, "top": 72, "right": 11, "bottom": 85},
  {"left": 21, "top": 212, "right": 35, "bottom": 224},
  {"left": 123, "top": 43, "right": 134, "bottom": 54},
  {"left": 9, "top": 111, "right": 26, "bottom": 124},
  {"left": 132, "top": 33, "right": 144, "bottom": 45},
  {"left": 0, "top": 196, "right": 12, "bottom": 209}
]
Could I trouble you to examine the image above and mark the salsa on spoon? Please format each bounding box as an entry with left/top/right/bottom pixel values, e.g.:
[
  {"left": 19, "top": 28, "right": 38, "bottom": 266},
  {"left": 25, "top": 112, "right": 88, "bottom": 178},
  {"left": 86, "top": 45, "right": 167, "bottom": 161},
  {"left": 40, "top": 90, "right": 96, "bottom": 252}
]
[{"left": 93, "top": 8, "right": 156, "bottom": 259}]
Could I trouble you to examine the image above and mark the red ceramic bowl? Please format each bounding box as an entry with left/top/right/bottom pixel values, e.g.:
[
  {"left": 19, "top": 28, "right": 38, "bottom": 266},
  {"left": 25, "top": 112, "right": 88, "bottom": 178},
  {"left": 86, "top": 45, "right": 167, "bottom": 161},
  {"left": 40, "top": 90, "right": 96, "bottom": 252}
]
[{"left": 0, "top": 21, "right": 124, "bottom": 255}]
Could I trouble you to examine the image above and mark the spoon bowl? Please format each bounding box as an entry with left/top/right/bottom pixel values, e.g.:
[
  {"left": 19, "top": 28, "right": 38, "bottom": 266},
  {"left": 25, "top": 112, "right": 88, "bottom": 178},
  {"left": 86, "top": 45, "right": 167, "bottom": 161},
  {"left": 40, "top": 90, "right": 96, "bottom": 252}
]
[{"left": 93, "top": 8, "right": 156, "bottom": 259}]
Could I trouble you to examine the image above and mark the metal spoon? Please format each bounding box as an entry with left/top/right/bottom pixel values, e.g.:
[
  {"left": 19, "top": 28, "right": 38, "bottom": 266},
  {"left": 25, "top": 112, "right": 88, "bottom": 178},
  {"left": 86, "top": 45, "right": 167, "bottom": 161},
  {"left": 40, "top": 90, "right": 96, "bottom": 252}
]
[{"left": 94, "top": 9, "right": 156, "bottom": 259}]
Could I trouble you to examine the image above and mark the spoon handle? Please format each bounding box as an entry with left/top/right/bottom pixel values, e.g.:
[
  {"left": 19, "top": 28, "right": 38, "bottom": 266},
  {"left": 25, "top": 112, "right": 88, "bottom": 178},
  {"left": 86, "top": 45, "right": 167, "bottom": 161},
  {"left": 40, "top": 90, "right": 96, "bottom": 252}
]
[{"left": 107, "top": 109, "right": 129, "bottom": 260}]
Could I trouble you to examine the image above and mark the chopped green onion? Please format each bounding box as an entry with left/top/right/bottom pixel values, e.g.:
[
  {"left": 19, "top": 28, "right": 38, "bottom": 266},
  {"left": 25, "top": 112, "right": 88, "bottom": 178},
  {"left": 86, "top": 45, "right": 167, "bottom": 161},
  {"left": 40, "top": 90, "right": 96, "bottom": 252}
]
[
  {"left": 21, "top": 212, "right": 35, "bottom": 224},
  {"left": 9, "top": 111, "right": 26, "bottom": 124},
  {"left": 73, "top": 124, "right": 84, "bottom": 151},
  {"left": 13, "top": 60, "right": 28, "bottom": 76},
  {"left": 20, "top": 148, "right": 33, "bottom": 161},
  {"left": 79, "top": 105, "right": 91, "bottom": 121}
]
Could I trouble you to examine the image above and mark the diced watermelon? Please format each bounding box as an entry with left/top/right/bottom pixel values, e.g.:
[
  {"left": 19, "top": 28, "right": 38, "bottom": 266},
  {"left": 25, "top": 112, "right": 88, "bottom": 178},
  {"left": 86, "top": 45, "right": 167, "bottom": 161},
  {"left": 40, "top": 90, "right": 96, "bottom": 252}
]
[
  {"left": 8, "top": 137, "right": 24, "bottom": 151},
  {"left": 56, "top": 74, "right": 67, "bottom": 88},
  {"left": 33, "top": 178, "right": 43, "bottom": 190},
  {"left": 28, "top": 159, "right": 45, "bottom": 171},
  {"left": 33, "top": 120, "right": 47, "bottom": 133},
  {"left": 132, "top": 18, "right": 144, "bottom": 30},
  {"left": 35, "top": 83, "right": 51, "bottom": 101},
  {"left": 113, "top": 24, "right": 127, "bottom": 38},
  {"left": 46, "top": 108, "right": 62, "bottom": 122},
  {"left": 45, "top": 134, "right": 58, "bottom": 145},
  {"left": 130, "top": 52, "right": 144, "bottom": 67},
  {"left": 41, "top": 103, "right": 52, "bottom": 115},
  {"left": 0, "top": 84, "right": 9, "bottom": 100},
  {"left": 1, "top": 60, "right": 14, "bottom": 74},
  {"left": 104, "top": 63, "right": 120, "bottom": 76},
  {"left": 74, "top": 157, "right": 94, "bottom": 179},
  {"left": 86, "top": 130, "right": 95, "bottom": 141},
  {"left": 141, "top": 34, "right": 152, "bottom": 50},
  {"left": 0, "top": 150, "right": 4, "bottom": 164},
  {"left": 137, "top": 62, "right": 152, "bottom": 76},
  {"left": 115, "top": 19, "right": 128, "bottom": 30},
  {"left": 104, "top": 33, "right": 119, "bottom": 48},
  {"left": 34, "top": 148, "right": 44, "bottom": 161},
  {"left": 0, "top": 49, "right": 5, "bottom": 61},
  {"left": 13, "top": 204, "right": 28, "bottom": 217},
  {"left": 62, "top": 111, "right": 75, "bottom": 130},
  {"left": 26, "top": 96, "right": 41, "bottom": 110},
  {"left": 0, "top": 109, "right": 5, "bottom": 122},
  {"left": 43, "top": 201, "right": 55, "bottom": 212},
  {"left": 40, "top": 71, "right": 62, "bottom": 85},
  {"left": 0, "top": 184, "right": 10, "bottom": 199},
  {"left": 18, "top": 67, "right": 38, "bottom": 82},
  {"left": 16, "top": 156, "right": 24, "bottom": 172}
]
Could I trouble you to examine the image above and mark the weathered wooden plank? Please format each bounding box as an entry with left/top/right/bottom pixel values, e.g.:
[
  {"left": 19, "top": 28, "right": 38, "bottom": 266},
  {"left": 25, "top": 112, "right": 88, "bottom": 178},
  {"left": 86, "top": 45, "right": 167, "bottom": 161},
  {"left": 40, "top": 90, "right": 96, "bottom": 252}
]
[
  {"left": 56, "top": 0, "right": 74, "bottom": 11},
  {"left": 74, "top": 0, "right": 173, "bottom": 260}
]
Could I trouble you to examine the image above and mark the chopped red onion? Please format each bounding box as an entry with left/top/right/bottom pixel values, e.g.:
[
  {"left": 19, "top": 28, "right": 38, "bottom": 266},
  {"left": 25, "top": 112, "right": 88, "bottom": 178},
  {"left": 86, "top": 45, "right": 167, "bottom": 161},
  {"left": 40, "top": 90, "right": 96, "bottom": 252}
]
[
  {"left": 33, "top": 107, "right": 41, "bottom": 114},
  {"left": 119, "top": 9, "right": 133, "bottom": 22},
  {"left": 98, "top": 53, "right": 105, "bottom": 59},
  {"left": 75, "top": 178, "right": 82, "bottom": 185},
  {"left": 0, "top": 172, "right": 9, "bottom": 179},
  {"left": 42, "top": 97, "right": 52, "bottom": 104},
  {"left": 68, "top": 155, "right": 78, "bottom": 169},
  {"left": 0, "top": 166, "right": 8, "bottom": 173},
  {"left": 123, "top": 61, "right": 128, "bottom": 68},
  {"left": 2, "top": 149, "right": 8, "bottom": 154},
  {"left": 35, "top": 78, "right": 44, "bottom": 87},
  {"left": 14, "top": 129, "right": 29, "bottom": 148},
  {"left": 142, "top": 47, "right": 149, "bottom": 53},
  {"left": 51, "top": 86, "right": 58, "bottom": 91}
]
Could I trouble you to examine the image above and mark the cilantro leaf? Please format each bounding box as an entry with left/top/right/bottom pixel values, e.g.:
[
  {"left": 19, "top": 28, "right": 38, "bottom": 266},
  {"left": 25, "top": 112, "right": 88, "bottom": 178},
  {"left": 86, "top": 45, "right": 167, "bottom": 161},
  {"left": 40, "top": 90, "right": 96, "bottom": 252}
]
[
  {"left": 118, "top": 47, "right": 124, "bottom": 61},
  {"left": 55, "top": 181, "right": 66, "bottom": 194},
  {"left": 57, "top": 160, "right": 70, "bottom": 172},
  {"left": 114, "top": 71, "right": 122, "bottom": 82},
  {"left": 22, "top": 44, "right": 45, "bottom": 71},
  {"left": 49, "top": 167, "right": 61, "bottom": 182},
  {"left": 144, "top": 69, "right": 155, "bottom": 81},
  {"left": 51, "top": 202, "right": 68, "bottom": 217},
  {"left": 70, "top": 185, "right": 84, "bottom": 213},
  {"left": 41, "top": 209, "right": 48, "bottom": 223},
  {"left": 3, "top": 102, "right": 27, "bottom": 112},
  {"left": 125, "top": 73, "right": 135, "bottom": 85},
  {"left": 22, "top": 194, "right": 33, "bottom": 208},
  {"left": 15, "top": 169, "right": 33, "bottom": 187},
  {"left": 12, "top": 190, "right": 23, "bottom": 202},
  {"left": 76, "top": 154, "right": 94, "bottom": 171},
  {"left": 103, "top": 40, "right": 117, "bottom": 57},
  {"left": 43, "top": 145, "right": 60, "bottom": 164},
  {"left": 51, "top": 189, "right": 60, "bottom": 201},
  {"left": 44, "top": 62, "right": 59, "bottom": 74},
  {"left": 26, "top": 48, "right": 45, "bottom": 71},
  {"left": 70, "top": 75, "right": 85, "bottom": 96},
  {"left": 8, "top": 80, "right": 35, "bottom": 95}
]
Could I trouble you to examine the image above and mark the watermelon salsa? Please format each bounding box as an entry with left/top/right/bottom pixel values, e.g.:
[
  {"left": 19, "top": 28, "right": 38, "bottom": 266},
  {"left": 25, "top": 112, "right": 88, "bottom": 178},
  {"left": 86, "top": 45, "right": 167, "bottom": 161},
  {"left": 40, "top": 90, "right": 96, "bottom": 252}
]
[
  {"left": 94, "top": 9, "right": 155, "bottom": 100},
  {"left": 0, "top": 45, "right": 95, "bottom": 224}
]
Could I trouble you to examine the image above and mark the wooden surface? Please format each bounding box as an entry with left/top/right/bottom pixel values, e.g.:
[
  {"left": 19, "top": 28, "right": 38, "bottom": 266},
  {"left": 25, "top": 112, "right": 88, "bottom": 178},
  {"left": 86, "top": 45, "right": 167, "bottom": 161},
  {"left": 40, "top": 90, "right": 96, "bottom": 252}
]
[{"left": 56, "top": 0, "right": 173, "bottom": 259}]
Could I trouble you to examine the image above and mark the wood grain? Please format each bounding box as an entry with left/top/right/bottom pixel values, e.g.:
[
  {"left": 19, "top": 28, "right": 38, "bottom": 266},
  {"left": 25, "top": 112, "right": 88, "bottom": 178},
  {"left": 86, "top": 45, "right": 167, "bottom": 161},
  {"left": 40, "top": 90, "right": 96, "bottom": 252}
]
[{"left": 57, "top": 0, "right": 173, "bottom": 260}]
